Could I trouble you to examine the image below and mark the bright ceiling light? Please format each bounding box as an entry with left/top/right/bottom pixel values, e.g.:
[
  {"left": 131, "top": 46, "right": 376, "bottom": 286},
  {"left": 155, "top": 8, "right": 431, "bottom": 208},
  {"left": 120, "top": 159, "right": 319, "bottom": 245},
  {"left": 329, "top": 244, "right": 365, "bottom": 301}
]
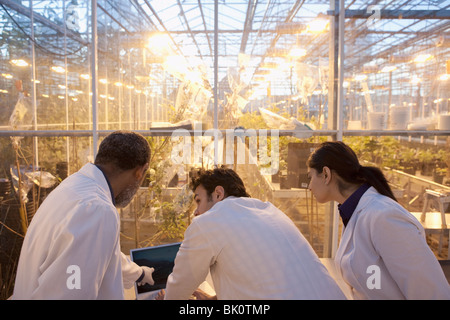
[
  {"left": 80, "top": 74, "right": 90, "bottom": 80},
  {"left": 410, "top": 75, "right": 420, "bottom": 84},
  {"left": 289, "top": 47, "right": 307, "bottom": 58},
  {"left": 147, "top": 33, "right": 172, "bottom": 55},
  {"left": 354, "top": 74, "right": 367, "bottom": 81},
  {"left": 381, "top": 66, "right": 397, "bottom": 73},
  {"left": 307, "top": 19, "right": 329, "bottom": 33},
  {"left": 10, "top": 59, "right": 29, "bottom": 67},
  {"left": 51, "top": 66, "right": 66, "bottom": 73},
  {"left": 414, "top": 54, "right": 433, "bottom": 63}
]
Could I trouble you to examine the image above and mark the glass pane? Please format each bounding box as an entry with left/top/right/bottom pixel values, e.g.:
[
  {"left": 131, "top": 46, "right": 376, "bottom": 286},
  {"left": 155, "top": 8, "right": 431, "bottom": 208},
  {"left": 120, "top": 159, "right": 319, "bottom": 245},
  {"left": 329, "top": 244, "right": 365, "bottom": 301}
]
[{"left": 1, "top": 1, "right": 449, "bottom": 300}]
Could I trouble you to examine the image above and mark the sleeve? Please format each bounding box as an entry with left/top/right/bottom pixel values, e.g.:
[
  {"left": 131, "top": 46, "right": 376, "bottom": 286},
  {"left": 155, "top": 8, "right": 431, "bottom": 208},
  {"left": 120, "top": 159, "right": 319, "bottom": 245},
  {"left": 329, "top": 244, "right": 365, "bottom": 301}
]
[
  {"left": 31, "top": 202, "right": 121, "bottom": 299},
  {"left": 164, "top": 220, "right": 215, "bottom": 300},
  {"left": 121, "top": 252, "right": 143, "bottom": 289},
  {"left": 370, "top": 206, "right": 450, "bottom": 299}
]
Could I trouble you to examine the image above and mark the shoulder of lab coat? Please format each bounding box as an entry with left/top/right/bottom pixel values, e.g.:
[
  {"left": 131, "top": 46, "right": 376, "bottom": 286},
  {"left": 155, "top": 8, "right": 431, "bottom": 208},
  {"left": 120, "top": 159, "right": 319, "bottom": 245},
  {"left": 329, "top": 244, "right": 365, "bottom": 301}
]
[
  {"left": 336, "top": 187, "right": 450, "bottom": 299},
  {"left": 166, "top": 197, "right": 346, "bottom": 300}
]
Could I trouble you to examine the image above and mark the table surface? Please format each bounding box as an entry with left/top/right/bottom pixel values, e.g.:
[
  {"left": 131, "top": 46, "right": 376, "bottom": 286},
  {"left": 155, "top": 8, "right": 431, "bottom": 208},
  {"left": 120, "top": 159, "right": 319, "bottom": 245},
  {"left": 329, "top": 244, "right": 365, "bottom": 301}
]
[{"left": 411, "top": 212, "right": 450, "bottom": 229}]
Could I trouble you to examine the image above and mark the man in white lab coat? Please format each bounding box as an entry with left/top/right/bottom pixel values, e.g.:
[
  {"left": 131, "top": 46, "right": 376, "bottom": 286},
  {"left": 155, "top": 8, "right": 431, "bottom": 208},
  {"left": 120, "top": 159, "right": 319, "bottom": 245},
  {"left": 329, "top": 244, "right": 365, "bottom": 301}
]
[
  {"left": 13, "top": 131, "right": 154, "bottom": 299},
  {"left": 162, "top": 167, "right": 346, "bottom": 300}
]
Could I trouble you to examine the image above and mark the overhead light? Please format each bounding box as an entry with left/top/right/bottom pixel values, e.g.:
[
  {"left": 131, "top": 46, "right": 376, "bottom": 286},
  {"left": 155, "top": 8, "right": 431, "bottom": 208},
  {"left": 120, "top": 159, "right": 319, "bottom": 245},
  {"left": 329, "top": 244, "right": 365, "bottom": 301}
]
[
  {"left": 354, "top": 74, "right": 367, "bottom": 81},
  {"left": 2, "top": 73, "right": 13, "bottom": 79},
  {"left": 275, "top": 22, "right": 306, "bottom": 34},
  {"left": 114, "top": 82, "right": 123, "bottom": 87},
  {"left": 255, "top": 69, "right": 271, "bottom": 75},
  {"left": 381, "top": 66, "right": 397, "bottom": 73},
  {"left": 147, "top": 33, "right": 172, "bottom": 55},
  {"left": 414, "top": 54, "right": 433, "bottom": 63},
  {"left": 80, "top": 74, "right": 90, "bottom": 80},
  {"left": 289, "top": 47, "right": 307, "bottom": 58},
  {"left": 260, "top": 62, "right": 279, "bottom": 69},
  {"left": 10, "top": 59, "right": 29, "bottom": 67},
  {"left": 307, "top": 19, "right": 329, "bottom": 33},
  {"left": 99, "top": 78, "right": 108, "bottom": 84},
  {"left": 439, "top": 74, "right": 449, "bottom": 81},
  {"left": 51, "top": 66, "right": 66, "bottom": 73},
  {"left": 410, "top": 75, "right": 420, "bottom": 84}
]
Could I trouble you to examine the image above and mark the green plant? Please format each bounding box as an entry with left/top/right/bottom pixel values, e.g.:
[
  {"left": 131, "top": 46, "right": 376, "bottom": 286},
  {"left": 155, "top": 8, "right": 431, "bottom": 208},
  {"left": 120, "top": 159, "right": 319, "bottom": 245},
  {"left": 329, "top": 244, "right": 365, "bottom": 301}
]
[{"left": 417, "top": 149, "right": 434, "bottom": 163}]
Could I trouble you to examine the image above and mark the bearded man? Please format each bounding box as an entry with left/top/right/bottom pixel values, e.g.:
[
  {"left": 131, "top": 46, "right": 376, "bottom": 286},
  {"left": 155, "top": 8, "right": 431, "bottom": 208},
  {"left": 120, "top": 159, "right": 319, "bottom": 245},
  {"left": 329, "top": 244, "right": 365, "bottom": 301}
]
[{"left": 13, "top": 131, "right": 154, "bottom": 299}]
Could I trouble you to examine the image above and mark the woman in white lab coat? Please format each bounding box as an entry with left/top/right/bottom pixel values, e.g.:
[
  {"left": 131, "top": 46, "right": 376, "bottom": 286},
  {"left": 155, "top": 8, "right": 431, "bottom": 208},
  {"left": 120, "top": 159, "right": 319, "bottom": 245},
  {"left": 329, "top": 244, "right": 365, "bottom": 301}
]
[{"left": 306, "top": 141, "right": 450, "bottom": 300}]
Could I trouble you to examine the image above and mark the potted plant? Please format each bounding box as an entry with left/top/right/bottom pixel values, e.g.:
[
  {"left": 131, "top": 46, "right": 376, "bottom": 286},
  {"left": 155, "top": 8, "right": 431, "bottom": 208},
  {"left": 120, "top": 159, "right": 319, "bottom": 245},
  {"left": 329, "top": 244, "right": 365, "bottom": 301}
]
[
  {"left": 417, "top": 149, "right": 434, "bottom": 176},
  {"left": 433, "top": 166, "right": 447, "bottom": 184},
  {"left": 398, "top": 147, "right": 417, "bottom": 175}
]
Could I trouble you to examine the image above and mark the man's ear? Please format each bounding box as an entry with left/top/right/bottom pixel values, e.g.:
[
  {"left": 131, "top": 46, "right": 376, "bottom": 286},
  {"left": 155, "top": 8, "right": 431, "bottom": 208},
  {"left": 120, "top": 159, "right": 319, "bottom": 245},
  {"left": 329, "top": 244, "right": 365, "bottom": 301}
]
[
  {"left": 214, "top": 186, "right": 225, "bottom": 201},
  {"left": 134, "top": 164, "right": 149, "bottom": 180}
]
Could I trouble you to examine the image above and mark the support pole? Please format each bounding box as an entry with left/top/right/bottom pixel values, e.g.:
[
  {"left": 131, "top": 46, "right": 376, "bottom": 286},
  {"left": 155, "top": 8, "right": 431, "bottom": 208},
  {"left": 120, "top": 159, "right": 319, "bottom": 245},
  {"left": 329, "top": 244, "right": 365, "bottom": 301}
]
[{"left": 91, "top": 0, "right": 99, "bottom": 158}]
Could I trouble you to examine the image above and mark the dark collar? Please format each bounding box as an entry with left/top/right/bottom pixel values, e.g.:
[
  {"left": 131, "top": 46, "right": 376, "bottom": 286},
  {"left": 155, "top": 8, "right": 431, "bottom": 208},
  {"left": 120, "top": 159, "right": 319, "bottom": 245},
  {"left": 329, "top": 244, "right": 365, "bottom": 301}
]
[
  {"left": 95, "top": 164, "right": 116, "bottom": 206},
  {"left": 338, "top": 183, "right": 370, "bottom": 227}
]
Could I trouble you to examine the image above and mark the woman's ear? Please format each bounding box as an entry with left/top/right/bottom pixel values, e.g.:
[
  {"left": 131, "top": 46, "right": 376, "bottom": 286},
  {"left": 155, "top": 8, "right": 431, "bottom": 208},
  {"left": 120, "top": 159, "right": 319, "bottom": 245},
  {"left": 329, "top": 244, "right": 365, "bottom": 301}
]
[
  {"left": 322, "top": 166, "right": 332, "bottom": 185},
  {"left": 214, "top": 185, "right": 225, "bottom": 201}
]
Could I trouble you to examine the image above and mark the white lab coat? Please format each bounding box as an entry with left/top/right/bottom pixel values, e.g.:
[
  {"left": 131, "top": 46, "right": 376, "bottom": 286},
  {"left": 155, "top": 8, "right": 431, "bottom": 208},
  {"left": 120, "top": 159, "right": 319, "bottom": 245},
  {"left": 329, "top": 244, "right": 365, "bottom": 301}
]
[
  {"left": 12, "top": 163, "right": 142, "bottom": 300},
  {"left": 335, "top": 187, "right": 450, "bottom": 300},
  {"left": 165, "top": 197, "right": 346, "bottom": 300}
]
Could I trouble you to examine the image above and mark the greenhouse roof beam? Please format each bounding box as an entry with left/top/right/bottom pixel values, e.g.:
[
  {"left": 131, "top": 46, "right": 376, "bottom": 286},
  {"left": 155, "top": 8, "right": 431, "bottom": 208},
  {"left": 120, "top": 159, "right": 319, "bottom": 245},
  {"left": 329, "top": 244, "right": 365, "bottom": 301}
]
[
  {"left": 341, "top": 9, "right": 450, "bottom": 20},
  {"left": 0, "top": 0, "right": 88, "bottom": 46},
  {"left": 176, "top": 0, "right": 203, "bottom": 60},
  {"left": 197, "top": 0, "right": 213, "bottom": 56},
  {"left": 98, "top": 2, "right": 132, "bottom": 35},
  {"left": 240, "top": 0, "right": 258, "bottom": 54}
]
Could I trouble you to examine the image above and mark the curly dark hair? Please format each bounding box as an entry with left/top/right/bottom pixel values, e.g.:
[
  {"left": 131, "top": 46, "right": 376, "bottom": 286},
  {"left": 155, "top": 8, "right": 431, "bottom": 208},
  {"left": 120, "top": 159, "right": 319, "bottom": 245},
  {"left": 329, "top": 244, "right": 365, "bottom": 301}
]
[
  {"left": 190, "top": 166, "right": 250, "bottom": 200},
  {"left": 94, "top": 131, "right": 150, "bottom": 171}
]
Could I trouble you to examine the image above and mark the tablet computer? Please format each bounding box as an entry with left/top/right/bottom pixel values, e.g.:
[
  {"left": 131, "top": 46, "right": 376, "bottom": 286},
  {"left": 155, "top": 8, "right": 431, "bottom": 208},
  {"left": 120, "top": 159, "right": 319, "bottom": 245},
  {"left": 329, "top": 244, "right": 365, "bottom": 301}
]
[{"left": 130, "top": 242, "right": 181, "bottom": 300}]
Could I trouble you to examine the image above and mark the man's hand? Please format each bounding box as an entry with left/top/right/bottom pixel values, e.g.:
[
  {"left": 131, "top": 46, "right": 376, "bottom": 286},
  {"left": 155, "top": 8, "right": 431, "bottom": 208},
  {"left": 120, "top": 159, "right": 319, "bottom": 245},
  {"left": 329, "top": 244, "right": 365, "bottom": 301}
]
[
  {"left": 155, "top": 289, "right": 165, "bottom": 300},
  {"left": 192, "top": 288, "right": 217, "bottom": 300},
  {"left": 155, "top": 288, "right": 216, "bottom": 300},
  {"left": 138, "top": 266, "right": 155, "bottom": 286}
]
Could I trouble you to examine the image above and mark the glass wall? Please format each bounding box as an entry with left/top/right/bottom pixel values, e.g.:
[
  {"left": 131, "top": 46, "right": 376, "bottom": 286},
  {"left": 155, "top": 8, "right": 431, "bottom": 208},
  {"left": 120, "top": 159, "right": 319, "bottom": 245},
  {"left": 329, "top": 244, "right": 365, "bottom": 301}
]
[{"left": 0, "top": 0, "right": 449, "bottom": 298}]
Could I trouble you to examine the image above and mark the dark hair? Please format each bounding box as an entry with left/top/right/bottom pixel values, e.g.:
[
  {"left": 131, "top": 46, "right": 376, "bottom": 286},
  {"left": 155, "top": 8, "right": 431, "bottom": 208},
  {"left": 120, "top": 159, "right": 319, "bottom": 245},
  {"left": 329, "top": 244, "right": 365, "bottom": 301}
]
[
  {"left": 307, "top": 141, "right": 397, "bottom": 202},
  {"left": 94, "top": 131, "right": 150, "bottom": 171},
  {"left": 190, "top": 166, "right": 250, "bottom": 200}
]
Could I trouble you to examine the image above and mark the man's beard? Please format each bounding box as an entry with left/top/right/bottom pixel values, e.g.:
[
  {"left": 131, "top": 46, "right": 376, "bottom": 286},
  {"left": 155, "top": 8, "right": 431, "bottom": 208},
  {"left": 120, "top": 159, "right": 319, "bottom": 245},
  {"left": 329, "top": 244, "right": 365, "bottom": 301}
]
[{"left": 115, "top": 179, "right": 140, "bottom": 208}]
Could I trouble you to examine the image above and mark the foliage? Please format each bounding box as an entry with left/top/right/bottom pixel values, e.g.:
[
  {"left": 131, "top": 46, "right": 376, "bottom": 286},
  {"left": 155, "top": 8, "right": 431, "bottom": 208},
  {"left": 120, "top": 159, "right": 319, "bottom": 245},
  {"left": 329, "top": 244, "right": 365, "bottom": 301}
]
[{"left": 135, "top": 99, "right": 194, "bottom": 247}]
